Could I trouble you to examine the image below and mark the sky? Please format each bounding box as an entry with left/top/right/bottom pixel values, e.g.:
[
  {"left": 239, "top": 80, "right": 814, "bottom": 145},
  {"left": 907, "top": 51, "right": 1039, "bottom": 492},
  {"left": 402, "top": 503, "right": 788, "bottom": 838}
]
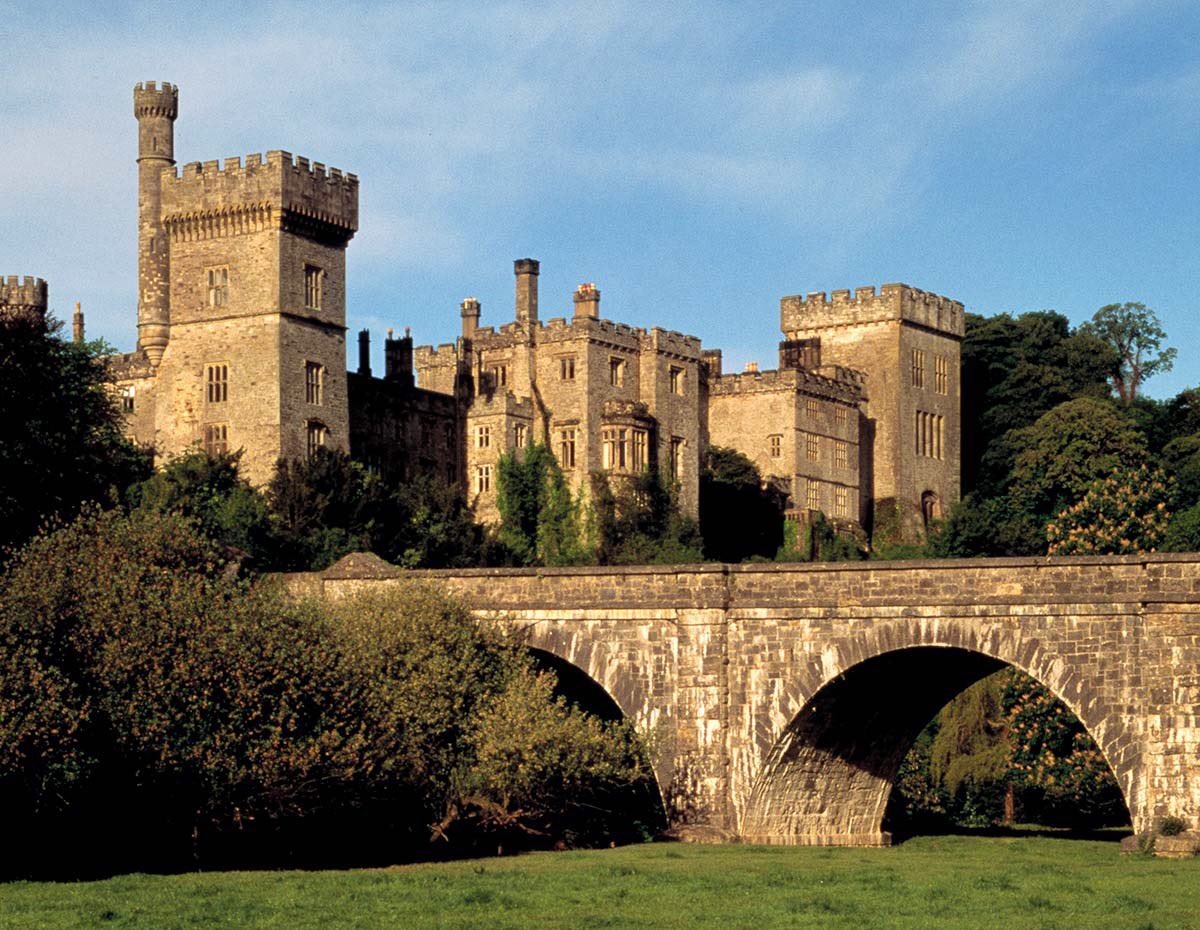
[{"left": 3, "top": 0, "right": 1198, "bottom": 398}]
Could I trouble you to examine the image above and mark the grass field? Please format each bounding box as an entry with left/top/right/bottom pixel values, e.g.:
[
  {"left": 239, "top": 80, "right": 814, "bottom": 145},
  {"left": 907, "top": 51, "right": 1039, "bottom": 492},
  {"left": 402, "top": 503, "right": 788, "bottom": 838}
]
[{"left": 2, "top": 835, "right": 1198, "bottom": 930}]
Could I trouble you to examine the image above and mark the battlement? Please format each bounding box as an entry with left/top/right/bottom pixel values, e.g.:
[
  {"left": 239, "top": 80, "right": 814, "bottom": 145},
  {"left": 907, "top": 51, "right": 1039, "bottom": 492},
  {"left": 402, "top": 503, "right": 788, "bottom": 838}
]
[
  {"left": 780, "top": 283, "right": 965, "bottom": 338},
  {"left": 134, "top": 81, "right": 178, "bottom": 119},
  {"left": 468, "top": 392, "right": 534, "bottom": 417},
  {"left": 0, "top": 275, "right": 48, "bottom": 311},
  {"left": 709, "top": 366, "right": 863, "bottom": 404},
  {"left": 106, "top": 350, "right": 155, "bottom": 381},
  {"left": 161, "top": 150, "right": 358, "bottom": 240},
  {"left": 414, "top": 343, "right": 461, "bottom": 366}
]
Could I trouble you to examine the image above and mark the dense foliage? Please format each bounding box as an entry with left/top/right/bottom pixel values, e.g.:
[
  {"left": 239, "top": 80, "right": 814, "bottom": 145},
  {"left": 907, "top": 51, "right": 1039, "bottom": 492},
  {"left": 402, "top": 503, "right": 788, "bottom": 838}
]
[
  {"left": 0, "top": 317, "right": 151, "bottom": 554},
  {"left": 0, "top": 510, "right": 657, "bottom": 877}
]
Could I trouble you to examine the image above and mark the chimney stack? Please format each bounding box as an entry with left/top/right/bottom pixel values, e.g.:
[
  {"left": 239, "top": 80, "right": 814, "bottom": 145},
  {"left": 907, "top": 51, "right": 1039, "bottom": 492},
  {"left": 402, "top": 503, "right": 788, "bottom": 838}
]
[
  {"left": 744, "top": 361, "right": 758, "bottom": 374},
  {"left": 573, "top": 282, "right": 600, "bottom": 320},
  {"left": 461, "top": 297, "right": 481, "bottom": 338},
  {"left": 702, "top": 349, "right": 722, "bottom": 379},
  {"left": 384, "top": 328, "right": 415, "bottom": 388},
  {"left": 72, "top": 301, "right": 85, "bottom": 343},
  {"left": 357, "top": 329, "right": 371, "bottom": 376},
  {"left": 514, "top": 258, "right": 539, "bottom": 325}
]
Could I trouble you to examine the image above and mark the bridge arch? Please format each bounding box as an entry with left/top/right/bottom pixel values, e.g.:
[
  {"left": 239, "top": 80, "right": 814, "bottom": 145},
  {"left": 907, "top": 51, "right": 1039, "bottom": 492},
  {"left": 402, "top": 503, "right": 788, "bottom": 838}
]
[{"left": 740, "top": 629, "right": 1136, "bottom": 845}]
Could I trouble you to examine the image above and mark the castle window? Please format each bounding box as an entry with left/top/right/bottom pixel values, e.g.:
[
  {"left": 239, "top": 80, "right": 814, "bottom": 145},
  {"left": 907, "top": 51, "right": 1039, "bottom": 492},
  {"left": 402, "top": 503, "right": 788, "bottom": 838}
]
[
  {"left": 805, "top": 397, "right": 820, "bottom": 419},
  {"left": 206, "top": 266, "right": 229, "bottom": 308},
  {"left": 806, "top": 480, "right": 821, "bottom": 511},
  {"left": 935, "top": 355, "right": 948, "bottom": 394},
  {"left": 806, "top": 434, "right": 819, "bottom": 462},
  {"left": 490, "top": 364, "right": 508, "bottom": 388},
  {"left": 835, "top": 486, "right": 849, "bottom": 518},
  {"left": 911, "top": 349, "right": 925, "bottom": 388},
  {"left": 304, "top": 265, "right": 323, "bottom": 310},
  {"left": 835, "top": 406, "right": 848, "bottom": 427},
  {"left": 444, "top": 422, "right": 455, "bottom": 448},
  {"left": 609, "top": 357, "right": 625, "bottom": 388},
  {"left": 559, "top": 356, "right": 576, "bottom": 380},
  {"left": 122, "top": 386, "right": 136, "bottom": 413},
  {"left": 474, "top": 464, "right": 492, "bottom": 495},
  {"left": 476, "top": 425, "right": 491, "bottom": 449},
  {"left": 834, "top": 440, "right": 848, "bottom": 469},
  {"left": 670, "top": 437, "right": 685, "bottom": 481},
  {"left": 306, "top": 421, "right": 327, "bottom": 459},
  {"left": 514, "top": 423, "right": 528, "bottom": 449},
  {"left": 632, "top": 429, "right": 648, "bottom": 471},
  {"left": 769, "top": 434, "right": 782, "bottom": 458},
  {"left": 204, "top": 423, "right": 228, "bottom": 456},
  {"left": 205, "top": 364, "right": 228, "bottom": 403},
  {"left": 669, "top": 366, "right": 684, "bottom": 395},
  {"left": 915, "top": 411, "right": 945, "bottom": 460},
  {"left": 305, "top": 361, "right": 324, "bottom": 405},
  {"left": 557, "top": 428, "right": 576, "bottom": 469},
  {"left": 602, "top": 427, "right": 628, "bottom": 470}
]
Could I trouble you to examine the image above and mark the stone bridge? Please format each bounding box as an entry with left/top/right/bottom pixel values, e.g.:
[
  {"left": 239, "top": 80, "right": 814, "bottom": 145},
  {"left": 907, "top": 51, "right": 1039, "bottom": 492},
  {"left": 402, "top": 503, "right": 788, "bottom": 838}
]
[{"left": 285, "top": 553, "right": 1200, "bottom": 845}]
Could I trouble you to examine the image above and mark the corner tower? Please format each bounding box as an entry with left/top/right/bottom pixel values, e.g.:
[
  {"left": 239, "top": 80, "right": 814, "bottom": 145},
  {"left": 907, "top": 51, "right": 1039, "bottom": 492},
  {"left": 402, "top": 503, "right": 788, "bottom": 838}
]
[
  {"left": 134, "top": 81, "right": 178, "bottom": 366},
  {"left": 780, "top": 284, "right": 964, "bottom": 542}
]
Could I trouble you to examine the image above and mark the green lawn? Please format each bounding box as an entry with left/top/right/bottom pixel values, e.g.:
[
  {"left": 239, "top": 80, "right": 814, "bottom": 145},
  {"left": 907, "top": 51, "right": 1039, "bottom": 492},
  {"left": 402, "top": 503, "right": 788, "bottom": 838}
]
[{"left": 2, "top": 835, "right": 1197, "bottom": 930}]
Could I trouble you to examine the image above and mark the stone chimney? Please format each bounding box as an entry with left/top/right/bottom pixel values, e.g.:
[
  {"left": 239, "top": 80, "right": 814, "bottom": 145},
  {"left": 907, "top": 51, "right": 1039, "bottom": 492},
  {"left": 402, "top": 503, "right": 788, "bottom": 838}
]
[
  {"left": 744, "top": 361, "right": 759, "bottom": 374},
  {"left": 514, "top": 258, "right": 539, "bottom": 325},
  {"left": 702, "top": 349, "right": 722, "bottom": 378},
  {"left": 357, "top": 328, "right": 371, "bottom": 376},
  {"left": 72, "top": 302, "right": 85, "bottom": 343},
  {"left": 461, "top": 297, "right": 481, "bottom": 338},
  {"left": 573, "top": 282, "right": 600, "bottom": 320},
  {"left": 384, "top": 327, "right": 415, "bottom": 388}
]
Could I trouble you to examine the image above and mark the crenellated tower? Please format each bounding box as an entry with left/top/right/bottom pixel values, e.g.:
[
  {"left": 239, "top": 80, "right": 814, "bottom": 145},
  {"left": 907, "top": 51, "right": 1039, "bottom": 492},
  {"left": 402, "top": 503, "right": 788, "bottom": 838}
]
[
  {"left": 0, "top": 275, "right": 48, "bottom": 326},
  {"left": 134, "top": 81, "right": 178, "bottom": 366}
]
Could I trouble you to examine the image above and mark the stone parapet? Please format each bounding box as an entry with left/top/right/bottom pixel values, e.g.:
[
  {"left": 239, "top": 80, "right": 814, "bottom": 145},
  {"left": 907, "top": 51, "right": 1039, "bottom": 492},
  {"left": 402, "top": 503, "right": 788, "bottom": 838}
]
[
  {"left": 0, "top": 275, "right": 48, "bottom": 322},
  {"left": 781, "top": 283, "right": 965, "bottom": 338},
  {"left": 709, "top": 366, "right": 863, "bottom": 404}
]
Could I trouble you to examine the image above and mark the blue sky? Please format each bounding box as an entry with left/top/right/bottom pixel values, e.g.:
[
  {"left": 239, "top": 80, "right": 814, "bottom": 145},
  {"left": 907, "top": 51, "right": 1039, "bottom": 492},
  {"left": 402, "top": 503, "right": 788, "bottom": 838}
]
[{"left": 3, "top": 0, "right": 1197, "bottom": 398}]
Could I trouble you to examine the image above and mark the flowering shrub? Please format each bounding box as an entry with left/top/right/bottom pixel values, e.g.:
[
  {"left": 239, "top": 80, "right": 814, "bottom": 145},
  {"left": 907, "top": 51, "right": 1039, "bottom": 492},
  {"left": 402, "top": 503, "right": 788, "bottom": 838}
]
[{"left": 1046, "top": 464, "right": 1172, "bottom": 555}]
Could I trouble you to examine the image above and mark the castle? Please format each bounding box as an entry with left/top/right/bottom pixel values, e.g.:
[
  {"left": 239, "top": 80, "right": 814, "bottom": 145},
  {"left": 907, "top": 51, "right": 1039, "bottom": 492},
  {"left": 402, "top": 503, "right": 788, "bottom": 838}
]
[{"left": 11, "top": 83, "right": 963, "bottom": 543}]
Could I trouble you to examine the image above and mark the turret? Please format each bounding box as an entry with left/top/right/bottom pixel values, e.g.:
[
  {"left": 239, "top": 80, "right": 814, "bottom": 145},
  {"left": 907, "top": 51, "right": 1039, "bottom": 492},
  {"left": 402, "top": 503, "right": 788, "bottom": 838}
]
[
  {"left": 0, "top": 275, "right": 48, "bottom": 326},
  {"left": 134, "top": 81, "right": 178, "bottom": 366},
  {"left": 73, "top": 302, "right": 85, "bottom": 343}
]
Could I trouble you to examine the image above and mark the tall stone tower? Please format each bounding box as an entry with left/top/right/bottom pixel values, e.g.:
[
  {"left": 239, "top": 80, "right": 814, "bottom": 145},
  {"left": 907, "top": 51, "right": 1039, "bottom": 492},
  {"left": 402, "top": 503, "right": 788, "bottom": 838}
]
[
  {"left": 780, "top": 284, "right": 964, "bottom": 541},
  {"left": 0, "top": 276, "right": 48, "bottom": 326},
  {"left": 133, "top": 81, "right": 177, "bottom": 366},
  {"left": 114, "top": 82, "right": 359, "bottom": 484}
]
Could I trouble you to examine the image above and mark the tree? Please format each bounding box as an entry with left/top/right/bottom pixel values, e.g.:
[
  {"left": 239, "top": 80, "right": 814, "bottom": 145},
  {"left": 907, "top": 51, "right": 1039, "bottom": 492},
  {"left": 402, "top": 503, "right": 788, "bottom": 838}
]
[
  {"left": 591, "top": 470, "right": 704, "bottom": 565},
  {"left": 698, "top": 447, "right": 787, "bottom": 562},
  {"left": 1009, "top": 397, "right": 1148, "bottom": 518},
  {"left": 1046, "top": 465, "right": 1173, "bottom": 556},
  {"left": 126, "top": 450, "right": 273, "bottom": 564},
  {"left": 1080, "top": 302, "right": 1177, "bottom": 405},
  {"left": 0, "top": 316, "right": 151, "bottom": 553},
  {"left": 495, "top": 444, "right": 590, "bottom": 566},
  {"left": 929, "top": 673, "right": 1013, "bottom": 826}
]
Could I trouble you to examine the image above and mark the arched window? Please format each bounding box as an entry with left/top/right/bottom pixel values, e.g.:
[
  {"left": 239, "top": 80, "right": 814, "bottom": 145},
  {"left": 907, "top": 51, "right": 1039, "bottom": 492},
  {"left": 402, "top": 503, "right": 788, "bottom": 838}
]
[{"left": 921, "top": 490, "right": 941, "bottom": 527}]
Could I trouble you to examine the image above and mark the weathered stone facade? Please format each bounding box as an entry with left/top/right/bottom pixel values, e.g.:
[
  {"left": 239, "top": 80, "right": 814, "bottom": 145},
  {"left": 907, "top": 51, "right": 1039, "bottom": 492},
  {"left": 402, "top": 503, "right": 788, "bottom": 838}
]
[
  {"left": 287, "top": 553, "right": 1200, "bottom": 845},
  {"left": 98, "top": 81, "right": 962, "bottom": 540}
]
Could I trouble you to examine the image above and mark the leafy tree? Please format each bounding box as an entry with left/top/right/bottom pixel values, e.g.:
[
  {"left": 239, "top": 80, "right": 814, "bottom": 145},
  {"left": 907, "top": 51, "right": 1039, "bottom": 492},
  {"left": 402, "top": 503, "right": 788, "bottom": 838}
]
[
  {"left": 1046, "top": 465, "right": 1173, "bottom": 555},
  {"left": 1080, "top": 302, "right": 1177, "bottom": 405},
  {"left": 591, "top": 470, "right": 703, "bottom": 565},
  {"left": 126, "top": 450, "right": 273, "bottom": 563},
  {"left": 929, "top": 673, "right": 1013, "bottom": 826},
  {"left": 0, "top": 509, "right": 653, "bottom": 875},
  {"left": 699, "top": 447, "right": 787, "bottom": 562},
  {"left": 267, "top": 449, "right": 486, "bottom": 571},
  {"left": 0, "top": 316, "right": 151, "bottom": 553},
  {"left": 1009, "top": 397, "right": 1148, "bottom": 519},
  {"left": 495, "top": 444, "right": 590, "bottom": 566}
]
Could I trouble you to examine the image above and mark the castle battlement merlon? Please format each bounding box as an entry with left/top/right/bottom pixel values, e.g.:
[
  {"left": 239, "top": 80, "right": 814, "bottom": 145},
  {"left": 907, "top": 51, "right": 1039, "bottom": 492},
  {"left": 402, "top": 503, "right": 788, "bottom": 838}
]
[
  {"left": 781, "top": 283, "right": 965, "bottom": 338},
  {"left": 0, "top": 275, "right": 48, "bottom": 317},
  {"left": 161, "top": 150, "right": 358, "bottom": 238},
  {"left": 133, "top": 81, "right": 178, "bottom": 118}
]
